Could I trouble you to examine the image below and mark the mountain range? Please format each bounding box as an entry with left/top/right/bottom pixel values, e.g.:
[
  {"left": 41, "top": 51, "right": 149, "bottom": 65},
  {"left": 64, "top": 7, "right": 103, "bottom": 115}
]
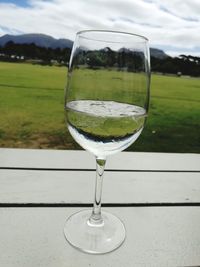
[
  {"left": 0, "top": 33, "right": 168, "bottom": 59},
  {"left": 0, "top": 33, "right": 73, "bottom": 49}
]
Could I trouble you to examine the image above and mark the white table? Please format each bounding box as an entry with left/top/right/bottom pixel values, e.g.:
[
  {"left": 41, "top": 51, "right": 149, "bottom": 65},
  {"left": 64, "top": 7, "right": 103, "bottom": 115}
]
[{"left": 0, "top": 148, "right": 200, "bottom": 267}]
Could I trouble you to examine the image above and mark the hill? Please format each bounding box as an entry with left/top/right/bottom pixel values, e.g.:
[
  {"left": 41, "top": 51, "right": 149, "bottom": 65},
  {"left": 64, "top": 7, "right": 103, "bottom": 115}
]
[
  {"left": 0, "top": 33, "right": 73, "bottom": 49},
  {"left": 0, "top": 33, "right": 168, "bottom": 58},
  {"left": 150, "top": 48, "right": 168, "bottom": 59}
]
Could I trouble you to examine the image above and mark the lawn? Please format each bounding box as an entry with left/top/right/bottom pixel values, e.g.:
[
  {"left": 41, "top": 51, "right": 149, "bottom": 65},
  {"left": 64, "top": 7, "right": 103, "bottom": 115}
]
[{"left": 0, "top": 61, "right": 199, "bottom": 152}]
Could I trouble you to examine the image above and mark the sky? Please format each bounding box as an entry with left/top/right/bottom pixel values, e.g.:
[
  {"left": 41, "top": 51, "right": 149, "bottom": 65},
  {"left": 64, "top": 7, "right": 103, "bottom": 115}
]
[{"left": 0, "top": 0, "right": 200, "bottom": 57}]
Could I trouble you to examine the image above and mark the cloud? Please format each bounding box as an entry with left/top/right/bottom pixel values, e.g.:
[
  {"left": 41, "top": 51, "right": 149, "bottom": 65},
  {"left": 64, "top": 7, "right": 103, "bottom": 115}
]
[
  {"left": 152, "top": 0, "right": 200, "bottom": 20},
  {"left": 0, "top": 0, "right": 199, "bottom": 56}
]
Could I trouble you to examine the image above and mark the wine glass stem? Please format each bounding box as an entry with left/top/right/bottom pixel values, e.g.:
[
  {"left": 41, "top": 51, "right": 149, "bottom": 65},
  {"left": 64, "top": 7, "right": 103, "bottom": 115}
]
[{"left": 89, "top": 158, "right": 106, "bottom": 225}]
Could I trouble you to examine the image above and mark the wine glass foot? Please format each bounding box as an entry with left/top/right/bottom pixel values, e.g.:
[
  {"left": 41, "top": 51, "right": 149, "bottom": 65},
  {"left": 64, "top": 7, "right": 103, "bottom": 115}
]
[{"left": 64, "top": 209, "right": 126, "bottom": 254}]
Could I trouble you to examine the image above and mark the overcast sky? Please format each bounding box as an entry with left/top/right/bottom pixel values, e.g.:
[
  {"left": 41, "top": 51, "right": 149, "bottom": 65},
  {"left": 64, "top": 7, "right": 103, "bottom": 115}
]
[{"left": 0, "top": 0, "right": 200, "bottom": 56}]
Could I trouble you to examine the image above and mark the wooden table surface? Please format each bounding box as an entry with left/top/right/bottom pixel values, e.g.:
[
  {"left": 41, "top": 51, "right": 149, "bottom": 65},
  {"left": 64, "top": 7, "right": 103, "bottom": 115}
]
[{"left": 0, "top": 148, "right": 200, "bottom": 267}]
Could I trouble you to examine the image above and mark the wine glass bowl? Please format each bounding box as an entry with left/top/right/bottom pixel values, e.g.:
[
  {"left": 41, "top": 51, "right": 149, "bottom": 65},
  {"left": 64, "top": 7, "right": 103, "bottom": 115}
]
[{"left": 64, "top": 30, "right": 150, "bottom": 254}]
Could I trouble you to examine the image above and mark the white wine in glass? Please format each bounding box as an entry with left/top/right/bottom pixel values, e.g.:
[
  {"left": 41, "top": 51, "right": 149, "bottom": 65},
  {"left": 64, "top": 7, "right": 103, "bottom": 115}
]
[{"left": 64, "top": 30, "right": 150, "bottom": 254}]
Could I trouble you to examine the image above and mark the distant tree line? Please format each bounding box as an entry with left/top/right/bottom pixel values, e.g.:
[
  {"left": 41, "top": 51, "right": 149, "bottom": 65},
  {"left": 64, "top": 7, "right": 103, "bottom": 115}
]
[
  {"left": 0, "top": 41, "right": 200, "bottom": 76},
  {"left": 75, "top": 47, "right": 200, "bottom": 76},
  {"left": 0, "top": 41, "right": 71, "bottom": 65},
  {"left": 75, "top": 47, "right": 144, "bottom": 72},
  {"left": 151, "top": 55, "right": 200, "bottom": 77}
]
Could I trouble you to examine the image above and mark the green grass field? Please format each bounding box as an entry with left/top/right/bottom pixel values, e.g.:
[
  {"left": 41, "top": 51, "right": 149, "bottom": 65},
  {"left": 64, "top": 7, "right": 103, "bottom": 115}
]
[{"left": 0, "top": 61, "right": 199, "bottom": 152}]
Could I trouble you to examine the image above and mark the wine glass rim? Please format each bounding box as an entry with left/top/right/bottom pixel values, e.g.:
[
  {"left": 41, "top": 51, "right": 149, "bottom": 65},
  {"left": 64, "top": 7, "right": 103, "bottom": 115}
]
[{"left": 76, "top": 30, "right": 149, "bottom": 42}]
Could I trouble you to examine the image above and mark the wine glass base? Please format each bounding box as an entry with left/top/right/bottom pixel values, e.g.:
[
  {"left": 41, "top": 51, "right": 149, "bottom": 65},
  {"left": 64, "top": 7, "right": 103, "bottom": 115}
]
[{"left": 64, "top": 209, "right": 126, "bottom": 254}]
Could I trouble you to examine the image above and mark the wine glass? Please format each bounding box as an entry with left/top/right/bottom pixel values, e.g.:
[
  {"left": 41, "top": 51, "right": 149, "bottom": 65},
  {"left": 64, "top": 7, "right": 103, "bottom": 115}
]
[{"left": 64, "top": 30, "right": 150, "bottom": 254}]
